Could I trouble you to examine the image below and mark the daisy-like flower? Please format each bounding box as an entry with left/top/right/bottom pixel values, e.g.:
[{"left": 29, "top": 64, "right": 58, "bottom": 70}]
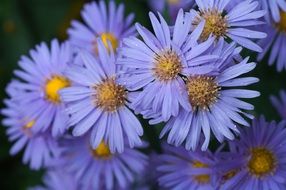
[
  {"left": 9, "top": 39, "right": 72, "bottom": 137},
  {"left": 261, "top": 0, "right": 286, "bottom": 22},
  {"left": 1, "top": 81, "right": 61, "bottom": 170},
  {"left": 59, "top": 136, "right": 148, "bottom": 190},
  {"left": 30, "top": 169, "right": 79, "bottom": 190},
  {"left": 258, "top": 10, "right": 286, "bottom": 71},
  {"left": 270, "top": 90, "right": 286, "bottom": 120},
  {"left": 157, "top": 144, "right": 219, "bottom": 189},
  {"left": 160, "top": 40, "right": 260, "bottom": 151},
  {"left": 118, "top": 10, "right": 218, "bottom": 122},
  {"left": 60, "top": 39, "right": 143, "bottom": 153},
  {"left": 68, "top": 0, "right": 136, "bottom": 54},
  {"left": 148, "top": 0, "right": 194, "bottom": 23},
  {"left": 219, "top": 116, "right": 286, "bottom": 190},
  {"left": 189, "top": 0, "right": 266, "bottom": 52}
]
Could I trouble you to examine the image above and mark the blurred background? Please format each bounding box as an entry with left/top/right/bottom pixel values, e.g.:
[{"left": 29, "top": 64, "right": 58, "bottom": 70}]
[{"left": 0, "top": 0, "right": 285, "bottom": 189}]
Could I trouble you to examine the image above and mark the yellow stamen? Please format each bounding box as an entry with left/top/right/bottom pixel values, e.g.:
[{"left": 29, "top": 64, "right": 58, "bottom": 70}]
[
  {"left": 45, "top": 75, "right": 70, "bottom": 104},
  {"left": 193, "top": 9, "right": 228, "bottom": 40},
  {"left": 186, "top": 76, "right": 220, "bottom": 110},
  {"left": 192, "top": 161, "right": 210, "bottom": 184},
  {"left": 94, "top": 78, "right": 126, "bottom": 112},
  {"left": 277, "top": 11, "right": 286, "bottom": 32},
  {"left": 153, "top": 50, "right": 182, "bottom": 81},
  {"left": 93, "top": 33, "right": 118, "bottom": 53},
  {"left": 91, "top": 142, "right": 111, "bottom": 159},
  {"left": 248, "top": 147, "right": 276, "bottom": 177}
]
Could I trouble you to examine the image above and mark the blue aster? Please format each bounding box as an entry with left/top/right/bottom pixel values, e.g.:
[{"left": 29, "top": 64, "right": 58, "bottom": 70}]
[
  {"left": 1, "top": 80, "right": 61, "bottom": 170},
  {"left": 270, "top": 89, "right": 286, "bottom": 120},
  {"left": 157, "top": 144, "right": 219, "bottom": 190},
  {"left": 261, "top": 0, "right": 286, "bottom": 22},
  {"left": 118, "top": 10, "right": 218, "bottom": 122},
  {"left": 60, "top": 39, "right": 143, "bottom": 153},
  {"left": 68, "top": 0, "right": 136, "bottom": 54},
  {"left": 257, "top": 10, "right": 286, "bottom": 72},
  {"left": 188, "top": 0, "right": 266, "bottom": 52},
  {"left": 159, "top": 39, "right": 260, "bottom": 151},
  {"left": 6, "top": 39, "right": 73, "bottom": 137},
  {"left": 58, "top": 136, "right": 148, "bottom": 190},
  {"left": 219, "top": 116, "right": 286, "bottom": 190}
]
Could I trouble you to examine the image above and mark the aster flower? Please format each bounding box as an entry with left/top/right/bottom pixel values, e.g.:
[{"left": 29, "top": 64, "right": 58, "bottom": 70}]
[
  {"left": 189, "top": 0, "right": 266, "bottom": 52},
  {"left": 30, "top": 169, "right": 79, "bottom": 190},
  {"left": 59, "top": 136, "right": 148, "bottom": 190},
  {"left": 159, "top": 39, "right": 260, "bottom": 151},
  {"left": 157, "top": 144, "right": 219, "bottom": 189},
  {"left": 258, "top": 10, "right": 286, "bottom": 72},
  {"left": 148, "top": 0, "right": 194, "bottom": 23},
  {"left": 219, "top": 116, "right": 286, "bottom": 190},
  {"left": 261, "top": 0, "right": 286, "bottom": 22},
  {"left": 118, "top": 10, "right": 218, "bottom": 122},
  {"left": 9, "top": 39, "right": 72, "bottom": 137},
  {"left": 60, "top": 39, "right": 143, "bottom": 153},
  {"left": 68, "top": 0, "right": 135, "bottom": 54},
  {"left": 270, "top": 89, "right": 286, "bottom": 120},
  {"left": 1, "top": 81, "right": 61, "bottom": 170}
]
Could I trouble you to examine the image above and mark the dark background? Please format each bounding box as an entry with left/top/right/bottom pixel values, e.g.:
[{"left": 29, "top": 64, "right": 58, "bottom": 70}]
[{"left": 0, "top": 0, "right": 285, "bottom": 189}]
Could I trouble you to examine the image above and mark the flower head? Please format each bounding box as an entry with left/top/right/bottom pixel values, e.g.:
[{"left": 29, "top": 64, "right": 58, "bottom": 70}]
[
  {"left": 118, "top": 10, "right": 218, "bottom": 122},
  {"left": 8, "top": 40, "right": 72, "bottom": 137},
  {"left": 258, "top": 9, "right": 286, "bottom": 71},
  {"left": 68, "top": 0, "right": 136, "bottom": 54},
  {"left": 157, "top": 144, "right": 219, "bottom": 189},
  {"left": 1, "top": 80, "right": 61, "bottom": 170},
  {"left": 219, "top": 116, "right": 286, "bottom": 190},
  {"left": 159, "top": 40, "right": 260, "bottom": 151},
  {"left": 189, "top": 0, "right": 266, "bottom": 52},
  {"left": 59, "top": 136, "right": 148, "bottom": 190},
  {"left": 60, "top": 39, "right": 143, "bottom": 153}
]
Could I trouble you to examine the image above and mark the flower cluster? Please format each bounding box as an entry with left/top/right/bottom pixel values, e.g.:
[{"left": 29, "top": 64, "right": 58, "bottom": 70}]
[{"left": 1, "top": 0, "right": 286, "bottom": 189}]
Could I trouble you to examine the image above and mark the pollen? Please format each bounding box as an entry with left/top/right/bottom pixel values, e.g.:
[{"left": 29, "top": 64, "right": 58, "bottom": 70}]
[
  {"left": 45, "top": 75, "right": 70, "bottom": 104},
  {"left": 277, "top": 11, "right": 286, "bottom": 32},
  {"left": 192, "top": 161, "right": 210, "bottom": 184},
  {"left": 153, "top": 50, "right": 182, "bottom": 81},
  {"left": 93, "top": 33, "right": 118, "bottom": 53},
  {"left": 248, "top": 147, "right": 277, "bottom": 177},
  {"left": 94, "top": 78, "right": 126, "bottom": 112},
  {"left": 22, "top": 120, "right": 35, "bottom": 137},
  {"left": 193, "top": 9, "right": 228, "bottom": 40},
  {"left": 91, "top": 142, "right": 111, "bottom": 159},
  {"left": 186, "top": 76, "right": 220, "bottom": 110}
]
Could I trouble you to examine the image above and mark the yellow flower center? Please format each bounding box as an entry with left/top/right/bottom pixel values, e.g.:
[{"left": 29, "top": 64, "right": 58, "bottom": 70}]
[
  {"left": 153, "top": 50, "right": 182, "bottom": 81},
  {"left": 192, "top": 161, "right": 210, "bottom": 184},
  {"left": 193, "top": 9, "right": 228, "bottom": 40},
  {"left": 277, "top": 11, "right": 286, "bottom": 32},
  {"left": 187, "top": 76, "right": 220, "bottom": 110},
  {"left": 93, "top": 33, "right": 118, "bottom": 53},
  {"left": 94, "top": 78, "right": 126, "bottom": 112},
  {"left": 45, "top": 75, "right": 70, "bottom": 104},
  {"left": 248, "top": 148, "right": 276, "bottom": 177},
  {"left": 167, "top": 0, "right": 180, "bottom": 5},
  {"left": 91, "top": 142, "right": 111, "bottom": 159}
]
